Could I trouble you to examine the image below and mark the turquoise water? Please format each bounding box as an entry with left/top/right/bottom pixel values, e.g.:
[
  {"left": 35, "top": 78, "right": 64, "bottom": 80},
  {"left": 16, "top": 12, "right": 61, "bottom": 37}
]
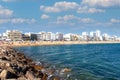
[{"left": 15, "top": 44, "right": 120, "bottom": 80}]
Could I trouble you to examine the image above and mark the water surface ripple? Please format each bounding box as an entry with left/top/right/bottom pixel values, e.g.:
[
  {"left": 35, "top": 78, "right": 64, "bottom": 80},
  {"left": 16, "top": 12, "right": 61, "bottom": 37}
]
[{"left": 15, "top": 44, "right": 120, "bottom": 80}]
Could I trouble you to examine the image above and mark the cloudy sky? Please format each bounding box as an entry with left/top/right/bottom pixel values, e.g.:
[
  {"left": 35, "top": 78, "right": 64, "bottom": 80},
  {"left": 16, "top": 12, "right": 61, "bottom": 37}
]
[{"left": 0, "top": 0, "right": 120, "bottom": 36}]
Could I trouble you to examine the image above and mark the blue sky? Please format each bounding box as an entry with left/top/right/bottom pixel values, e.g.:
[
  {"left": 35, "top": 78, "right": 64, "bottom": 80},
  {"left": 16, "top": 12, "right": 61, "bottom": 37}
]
[{"left": 0, "top": 0, "right": 120, "bottom": 36}]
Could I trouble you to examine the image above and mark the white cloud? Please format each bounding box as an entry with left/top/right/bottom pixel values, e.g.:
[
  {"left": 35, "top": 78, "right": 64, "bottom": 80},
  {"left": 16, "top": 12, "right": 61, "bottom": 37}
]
[
  {"left": 81, "top": 0, "right": 120, "bottom": 7},
  {"left": 56, "top": 15, "right": 95, "bottom": 25},
  {"left": 80, "top": 18, "right": 94, "bottom": 23},
  {"left": 0, "top": 5, "right": 13, "bottom": 17},
  {"left": 57, "top": 15, "right": 78, "bottom": 21},
  {"left": 41, "top": 14, "right": 50, "bottom": 19},
  {"left": 77, "top": 6, "right": 105, "bottom": 13},
  {"left": 2, "top": 0, "right": 17, "bottom": 2},
  {"left": 40, "top": 1, "right": 79, "bottom": 13},
  {"left": 110, "top": 18, "right": 120, "bottom": 23},
  {"left": 0, "top": 18, "right": 36, "bottom": 24},
  {"left": 40, "top": 6, "right": 60, "bottom": 13},
  {"left": 40, "top": 1, "right": 105, "bottom": 14}
]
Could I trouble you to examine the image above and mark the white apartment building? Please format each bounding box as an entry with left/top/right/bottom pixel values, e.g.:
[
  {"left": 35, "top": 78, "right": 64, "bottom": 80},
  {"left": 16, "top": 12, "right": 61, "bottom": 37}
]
[
  {"left": 64, "top": 33, "right": 71, "bottom": 41},
  {"left": 55, "top": 32, "right": 63, "bottom": 41}
]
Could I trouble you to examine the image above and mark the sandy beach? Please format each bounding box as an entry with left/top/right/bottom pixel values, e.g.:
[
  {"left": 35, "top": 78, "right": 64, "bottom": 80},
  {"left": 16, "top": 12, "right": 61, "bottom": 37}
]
[{"left": 0, "top": 41, "right": 120, "bottom": 47}]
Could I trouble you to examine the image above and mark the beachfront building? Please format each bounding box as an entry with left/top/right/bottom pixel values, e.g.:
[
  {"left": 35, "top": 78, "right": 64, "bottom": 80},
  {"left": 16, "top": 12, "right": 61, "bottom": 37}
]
[
  {"left": 5, "top": 30, "right": 22, "bottom": 41},
  {"left": 82, "top": 32, "right": 89, "bottom": 41},
  {"left": 1, "top": 29, "right": 120, "bottom": 41},
  {"left": 102, "top": 33, "right": 109, "bottom": 41},
  {"left": 64, "top": 33, "right": 71, "bottom": 41},
  {"left": 94, "top": 30, "right": 102, "bottom": 41},
  {"left": 39, "top": 31, "right": 46, "bottom": 41},
  {"left": 70, "top": 34, "right": 80, "bottom": 41},
  {"left": 0, "top": 33, "right": 8, "bottom": 41},
  {"left": 46, "top": 32, "right": 52, "bottom": 41},
  {"left": 55, "top": 32, "right": 63, "bottom": 41},
  {"left": 90, "top": 31, "right": 94, "bottom": 41},
  {"left": 51, "top": 33, "right": 56, "bottom": 41},
  {"left": 22, "top": 34, "right": 31, "bottom": 41},
  {"left": 30, "top": 33, "right": 38, "bottom": 41}
]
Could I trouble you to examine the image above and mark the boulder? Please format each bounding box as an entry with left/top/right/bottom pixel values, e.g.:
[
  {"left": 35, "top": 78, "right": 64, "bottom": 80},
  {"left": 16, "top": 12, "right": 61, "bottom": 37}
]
[
  {"left": 25, "top": 71, "right": 35, "bottom": 80},
  {"left": 17, "top": 76, "right": 27, "bottom": 80},
  {"left": 0, "top": 69, "right": 18, "bottom": 79}
]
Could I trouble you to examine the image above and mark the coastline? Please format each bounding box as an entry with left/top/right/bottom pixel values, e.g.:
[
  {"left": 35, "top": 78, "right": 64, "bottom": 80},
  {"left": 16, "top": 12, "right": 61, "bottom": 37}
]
[
  {"left": 0, "top": 41, "right": 120, "bottom": 47},
  {"left": 0, "top": 46, "right": 71, "bottom": 80}
]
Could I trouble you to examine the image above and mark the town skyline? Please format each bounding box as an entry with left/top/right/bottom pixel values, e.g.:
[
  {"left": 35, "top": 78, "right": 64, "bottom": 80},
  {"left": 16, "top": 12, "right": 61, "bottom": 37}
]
[
  {"left": 0, "top": 0, "right": 120, "bottom": 36},
  {"left": 0, "top": 29, "right": 120, "bottom": 41},
  {"left": 0, "top": 29, "right": 120, "bottom": 36}
]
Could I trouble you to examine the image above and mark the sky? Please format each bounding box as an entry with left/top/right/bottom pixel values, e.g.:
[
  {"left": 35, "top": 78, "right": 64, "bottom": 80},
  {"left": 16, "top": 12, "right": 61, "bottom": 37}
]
[{"left": 0, "top": 0, "right": 120, "bottom": 36}]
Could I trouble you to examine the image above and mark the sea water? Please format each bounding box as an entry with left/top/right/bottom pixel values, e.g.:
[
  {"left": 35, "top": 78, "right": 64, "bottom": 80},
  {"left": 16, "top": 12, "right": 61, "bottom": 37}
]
[{"left": 15, "top": 44, "right": 120, "bottom": 80}]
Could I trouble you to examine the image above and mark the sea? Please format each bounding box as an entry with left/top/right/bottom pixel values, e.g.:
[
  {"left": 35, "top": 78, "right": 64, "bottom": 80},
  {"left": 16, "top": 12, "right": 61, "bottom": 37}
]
[{"left": 15, "top": 44, "right": 120, "bottom": 80}]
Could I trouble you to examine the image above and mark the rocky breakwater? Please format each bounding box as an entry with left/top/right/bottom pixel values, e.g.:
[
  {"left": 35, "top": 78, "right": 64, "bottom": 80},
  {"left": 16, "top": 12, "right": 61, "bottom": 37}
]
[{"left": 0, "top": 47, "right": 71, "bottom": 80}]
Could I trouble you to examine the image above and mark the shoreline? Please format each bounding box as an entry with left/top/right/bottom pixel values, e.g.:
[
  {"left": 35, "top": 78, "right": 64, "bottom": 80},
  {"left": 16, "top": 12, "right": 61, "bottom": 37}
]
[
  {"left": 0, "top": 46, "right": 71, "bottom": 80},
  {"left": 0, "top": 41, "right": 120, "bottom": 47}
]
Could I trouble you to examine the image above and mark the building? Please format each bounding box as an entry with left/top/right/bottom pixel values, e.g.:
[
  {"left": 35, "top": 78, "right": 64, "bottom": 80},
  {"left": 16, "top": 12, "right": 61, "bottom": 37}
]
[
  {"left": 102, "top": 33, "right": 109, "bottom": 41},
  {"left": 64, "top": 33, "right": 71, "bottom": 41},
  {"left": 6, "top": 30, "right": 22, "bottom": 41},
  {"left": 22, "top": 34, "right": 31, "bottom": 41},
  {"left": 46, "top": 32, "right": 52, "bottom": 41},
  {"left": 30, "top": 33, "right": 38, "bottom": 41},
  {"left": 51, "top": 33, "right": 56, "bottom": 41},
  {"left": 82, "top": 32, "right": 89, "bottom": 41},
  {"left": 39, "top": 31, "right": 46, "bottom": 41},
  {"left": 55, "top": 32, "right": 63, "bottom": 41},
  {"left": 70, "top": 34, "right": 80, "bottom": 41}
]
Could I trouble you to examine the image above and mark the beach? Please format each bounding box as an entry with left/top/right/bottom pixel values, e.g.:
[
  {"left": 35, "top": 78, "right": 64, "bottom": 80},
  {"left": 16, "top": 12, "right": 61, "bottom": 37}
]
[{"left": 0, "top": 41, "right": 120, "bottom": 47}]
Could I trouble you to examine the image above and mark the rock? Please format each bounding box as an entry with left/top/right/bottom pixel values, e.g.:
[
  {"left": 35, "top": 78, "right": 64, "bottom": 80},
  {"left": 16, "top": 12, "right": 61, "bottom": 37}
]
[
  {"left": 53, "top": 76, "right": 60, "bottom": 80},
  {"left": 61, "top": 68, "right": 71, "bottom": 73},
  {"left": 42, "top": 74, "right": 48, "bottom": 80},
  {"left": 7, "top": 67, "right": 16, "bottom": 74},
  {"left": 6, "top": 63, "right": 11, "bottom": 67},
  {"left": 0, "top": 70, "right": 8, "bottom": 79},
  {"left": 34, "top": 65, "right": 43, "bottom": 71},
  {"left": 1, "top": 57, "right": 8, "bottom": 61},
  {"left": 0, "top": 47, "right": 68, "bottom": 80},
  {"left": 17, "top": 76, "right": 27, "bottom": 80},
  {"left": 5, "top": 79, "right": 17, "bottom": 80},
  {"left": 25, "top": 71, "right": 35, "bottom": 80},
  {"left": 0, "top": 69, "right": 18, "bottom": 79},
  {"left": 48, "top": 69, "right": 55, "bottom": 75}
]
